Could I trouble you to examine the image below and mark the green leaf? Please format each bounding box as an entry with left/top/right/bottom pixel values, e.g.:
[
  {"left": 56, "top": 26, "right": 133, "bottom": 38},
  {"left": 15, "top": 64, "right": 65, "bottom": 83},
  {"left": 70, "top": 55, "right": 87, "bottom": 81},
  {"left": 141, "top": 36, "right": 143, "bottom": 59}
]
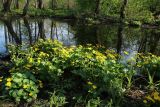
[
  {"left": 17, "top": 89, "right": 24, "bottom": 97},
  {"left": 15, "top": 97, "right": 21, "bottom": 102},
  {"left": 23, "top": 79, "right": 30, "bottom": 84},
  {"left": 27, "top": 98, "right": 33, "bottom": 102},
  {"left": 16, "top": 73, "right": 23, "bottom": 78},
  {"left": 10, "top": 90, "right": 17, "bottom": 98},
  {"left": 13, "top": 78, "right": 22, "bottom": 83}
]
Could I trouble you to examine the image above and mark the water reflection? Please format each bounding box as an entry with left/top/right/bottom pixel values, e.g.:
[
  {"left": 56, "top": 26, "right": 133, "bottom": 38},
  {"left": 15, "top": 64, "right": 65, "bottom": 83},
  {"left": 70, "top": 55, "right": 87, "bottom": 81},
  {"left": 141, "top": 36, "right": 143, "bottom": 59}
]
[
  {"left": 0, "top": 17, "right": 159, "bottom": 55},
  {"left": 73, "top": 21, "right": 160, "bottom": 55}
]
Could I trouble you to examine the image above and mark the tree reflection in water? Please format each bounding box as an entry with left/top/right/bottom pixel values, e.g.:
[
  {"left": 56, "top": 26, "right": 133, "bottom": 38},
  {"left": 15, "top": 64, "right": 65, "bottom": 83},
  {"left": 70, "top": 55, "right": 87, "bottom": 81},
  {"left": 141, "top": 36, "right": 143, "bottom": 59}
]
[{"left": 0, "top": 18, "right": 159, "bottom": 55}]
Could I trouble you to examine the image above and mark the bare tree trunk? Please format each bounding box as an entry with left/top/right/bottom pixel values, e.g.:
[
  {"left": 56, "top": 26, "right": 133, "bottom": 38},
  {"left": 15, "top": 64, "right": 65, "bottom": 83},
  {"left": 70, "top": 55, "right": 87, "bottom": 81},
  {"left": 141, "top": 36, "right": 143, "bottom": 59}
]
[
  {"left": 116, "top": 25, "right": 123, "bottom": 54},
  {"left": 34, "top": 0, "right": 37, "bottom": 8},
  {"left": 2, "top": 0, "right": 12, "bottom": 12},
  {"left": 4, "top": 25, "right": 8, "bottom": 48},
  {"left": 50, "top": 20, "right": 54, "bottom": 39},
  {"left": 51, "top": 0, "right": 55, "bottom": 9},
  {"left": 116, "top": 0, "right": 127, "bottom": 53},
  {"left": 2, "top": 18, "right": 21, "bottom": 44},
  {"left": 67, "top": 0, "right": 69, "bottom": 9},
  {"left": 51, "top": 0, "right": 54, "bottom": 9},
  {"left": 35, "top": 21, "right": 37, "bottom": 41},
  {"left": 95, "top": 0, "right": 101, "bottom": 15},
  {"left": 15, "top": 0, "right": 19, "bottom": 9},
  {"left": 18, "top": 20, "right": 22, "bottom": 42},
  {"left": 23, "top": 0, "right": 30, "bottom": 16},
  {"left": 38, "top": 19, "right": 45, "bottom": 39},
  {"left": 37, "top": 0, "right": 43, "bottom": 9},
  {"left": 120, "top": 0, "right": 128, "bottom": 23},
  {"left": 23, "top": 18, "right": 32, "bottom": 44},
  {"left": 138, "top": 35, "right": 147, "bottom": 53},
  {"left": 149, "top": 31, "right": 160, "bottom": 54}
]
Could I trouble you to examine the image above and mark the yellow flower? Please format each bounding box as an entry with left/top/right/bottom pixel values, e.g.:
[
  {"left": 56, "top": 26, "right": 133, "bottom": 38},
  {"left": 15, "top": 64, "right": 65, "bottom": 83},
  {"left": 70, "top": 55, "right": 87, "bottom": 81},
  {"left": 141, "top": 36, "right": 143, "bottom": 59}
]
[
  {"left": 38, "top": 80, "right": 43, "bottom": 88},
  {"left": 34, "top": 48, "right": 39, "bottom": 51},
  {"left": 107, "top": 53, "right": 115, "bottom": 59},
  {"left": 92, "top": 85, "right": 97, "bottom": 89},
  {"left": 6, "top": 81, "right": 12, "bottom": 87},
  {"left": 37, "top": 58, "right": 41, "bottom": 64},
  {"left": 7, "top": 78, "right": 12, "bottom": 82},
  {"left": 94, "top": 51, "right": 106, "bottom": 63},
  {"left": 87, "top": 47, "right": 92, "bottom": 50},
  {"left": 39, "top": 52, "right": 46, "bottom": 57},
  {"left": 145, "top": 95, "right": 155, "bottom": 103},
  {"left": 28, "top": 57, "right": 33, "bottom": 63},
  {"left": 23, "top": 85, "right": 29, "bottom": 89},
  {"left": 68, "top": 48, "right": 74, "bottom": 52},
  {"left": 87, "top": 81, "right": 93, "bottom": 85},
  {"left": 29, "top": 93, "right": 33, "bottom": 96},
  {"left": 70, "top": 45, "right": 76, "bottom": 48},
  {"left": 0, "top": 77, "right": 3, "bottom": 82},
  {"left": 153, "top": 91, "right": 160, "bottom": 101},
  {"left": 137, "top": 64, "right": 142, "bottom": 68},
  {"left": 25, "top": 64, "right": 32, "bottom": 69},
  {"left": 143, "top": 100, "right": 147, "bottom": 104},
  {"left": 96, "top": 55, "right": 106, "bottom": 63},
  {"left": 46, "top": 54, "right": 49, "bottom": 57},
  {"left": 124, "top": 51, "right": 129, "bottom": 55},
  {"left": 86, "top": 55, "right": 92, "bottom": 59}
]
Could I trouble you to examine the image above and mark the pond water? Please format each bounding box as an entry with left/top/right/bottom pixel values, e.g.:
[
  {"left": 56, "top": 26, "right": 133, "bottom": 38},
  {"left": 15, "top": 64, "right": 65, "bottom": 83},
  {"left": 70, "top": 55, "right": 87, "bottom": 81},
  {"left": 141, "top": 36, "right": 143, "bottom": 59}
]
[{"left": 0, "top": 17, "right": 159, "bottom": 56}]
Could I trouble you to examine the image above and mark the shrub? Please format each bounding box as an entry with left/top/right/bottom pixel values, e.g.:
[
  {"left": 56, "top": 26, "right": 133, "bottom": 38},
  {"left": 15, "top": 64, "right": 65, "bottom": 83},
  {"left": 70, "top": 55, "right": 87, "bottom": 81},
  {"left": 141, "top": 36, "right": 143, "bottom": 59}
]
[
  {"left": 2, "top": 72, "right": 39, "bottom": 103},
  {"left": 4, "top": 39, "right": 160, "bottom": 106},
  {"left": 7, "top": 39, "right": 127, "bottom": 105}
]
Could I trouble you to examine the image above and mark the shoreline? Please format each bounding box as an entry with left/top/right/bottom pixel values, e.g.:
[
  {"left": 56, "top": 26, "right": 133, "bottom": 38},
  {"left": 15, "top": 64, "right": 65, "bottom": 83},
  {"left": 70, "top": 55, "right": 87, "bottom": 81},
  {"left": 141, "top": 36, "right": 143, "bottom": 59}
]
[{"left": 0, "top": 11, "right": 159, "bottom": 29}]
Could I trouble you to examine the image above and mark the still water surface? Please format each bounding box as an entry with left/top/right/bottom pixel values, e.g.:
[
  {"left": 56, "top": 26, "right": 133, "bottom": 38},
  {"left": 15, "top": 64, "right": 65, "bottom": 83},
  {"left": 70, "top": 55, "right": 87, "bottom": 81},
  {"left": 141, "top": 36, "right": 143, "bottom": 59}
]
[{"left": 0, "top": 18, "right": 159, "bottom": 56}]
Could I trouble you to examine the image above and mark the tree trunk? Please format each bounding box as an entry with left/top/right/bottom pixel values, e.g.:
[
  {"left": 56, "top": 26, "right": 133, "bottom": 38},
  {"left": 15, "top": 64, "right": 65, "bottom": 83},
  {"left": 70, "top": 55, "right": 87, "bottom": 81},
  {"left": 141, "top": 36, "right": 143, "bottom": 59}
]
[
  {"left": 37, "top": 0, "right": 43, "bottom": 9},
  {"left": 15, "top": 0, "right": 19, "bottom": 9},
  {"left": 115, "top": 0, "right": 127, "bottom": 54},
  {"left": 50, "top": 20, "right": 54, "bottom": 39},
  {"left": 116, "top": 25, "right": 123, "bottom": 54},
  {"left": 149, "top": 31, "right": 160, "bottom": 54},
  {"left": 23, "top": 0, "right": 30, "bottom": 16},
  {"left": 51, "top": 0, "right": 54, "bottom": 9},
  {"left": 38, "top": 19, "right": 45, "bottom": 39},
  {"left": 18, "top": 20, "right": 22, "bottom": 41},
  {"left": 51, "top": 0, "right": 56, "bottom": 9},
  {"left": 2, "top": 19, "right": 21, "bottom": 44},
  {"left": 35, "top": 21, "right": 37, "bottom": 40},
  {"left": 67, "top": 0, "right": 69, "bottom": 9},
  {"left": 95, "top": 0, "right": 101, "bottom": 15},
  {"left": 4, "top": 25, "right": 8, "bottom": 48},
  {"left": 120, "top": 0, "right": 128, "bottom": 23},
  {"left": 23, "top": 18, "right": 32, "bottom": 44},
  {"left": 2, "top": 0, "right": 12, "bottom": 12},
  {"left": 138, "top": 34, "right": 147, "bottom": 53}
]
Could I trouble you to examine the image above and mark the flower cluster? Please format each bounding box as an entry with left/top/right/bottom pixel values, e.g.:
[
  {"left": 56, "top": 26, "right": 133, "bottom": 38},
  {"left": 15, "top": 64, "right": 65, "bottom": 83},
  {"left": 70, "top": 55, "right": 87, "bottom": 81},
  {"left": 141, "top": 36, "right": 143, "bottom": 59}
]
[
  {"left": 143, "top": 90, "right": 160, "bottom": 105},
  {"left": 4, "top": 39, "right": 160, "bottom": 106},
  {"left": 3, "top": 72, "right": 39, "bottom": 102},
  {"left": 6, "top": 78, "right": 12, "bottom": 87}
]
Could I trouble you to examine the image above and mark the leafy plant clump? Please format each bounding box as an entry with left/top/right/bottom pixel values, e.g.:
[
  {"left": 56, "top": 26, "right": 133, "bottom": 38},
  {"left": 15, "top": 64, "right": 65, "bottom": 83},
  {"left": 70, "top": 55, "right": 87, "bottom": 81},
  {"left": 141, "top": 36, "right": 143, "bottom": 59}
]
[
  {"left": 0, "top": 39, "right": 160, "bottom": 106},
  {"left": 2, "top": 72, "right": 39, "bottom": 103}
]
